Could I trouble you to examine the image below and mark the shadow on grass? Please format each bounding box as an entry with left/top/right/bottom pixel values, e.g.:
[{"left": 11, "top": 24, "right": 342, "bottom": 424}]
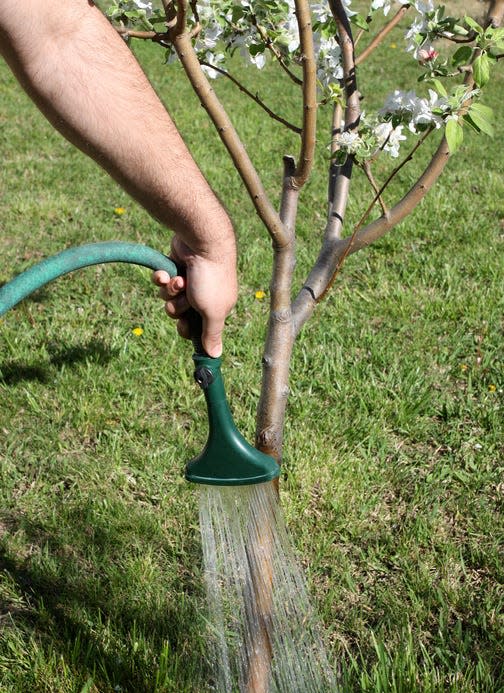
[
  {"left": 0, "top": 507, "right": 208, "bottom": 692},
  {"left": 0, "top": 339, "right": 118, "bottom": 385},
  {"left": 0, "top": 363, "right": 49, "bottom": 385},
  {"left": 46, "top": 339, "right": 118, "bottom": 369}
]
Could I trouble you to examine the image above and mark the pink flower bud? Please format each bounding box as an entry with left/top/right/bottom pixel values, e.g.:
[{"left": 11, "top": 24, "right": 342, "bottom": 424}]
[{"left": 418, "top": 47, "right": 439, "bottom": 64}]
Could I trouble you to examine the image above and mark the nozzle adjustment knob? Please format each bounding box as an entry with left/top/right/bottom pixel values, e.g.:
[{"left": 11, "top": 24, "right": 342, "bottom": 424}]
[{"left": 194, "top": 366, "right": 214, "bottom": 389}]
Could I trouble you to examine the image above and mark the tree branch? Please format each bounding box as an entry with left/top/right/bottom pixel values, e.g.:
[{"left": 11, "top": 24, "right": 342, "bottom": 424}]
[
  {"left": 291, "top": 0, "right": 318, "bottom": 189},
  {"left": 327, "top": 0, "right": 360, "bottom": 239},
  {"left": 256, "top": 158, "right": 298, "bottom": 462},
  {"left": 328, "top": 101, "right": 344, "bottom": 227},
  {"left": 168, "top": 5, "right": 289, "bottom": 248},
  {"left": 487, "top": 0, "right": 504, "bottom": 27},
  {"left": 173, "top": 0, "right": 188, "bottom": 35},
  {"left": 292, "top": 0, "right": 358, "bottom": 334},
  {"left": 356, "top": 6, "right": 409, "bottom": 66}
]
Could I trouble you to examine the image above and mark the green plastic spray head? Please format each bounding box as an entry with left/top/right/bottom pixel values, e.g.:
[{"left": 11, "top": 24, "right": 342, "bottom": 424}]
[{"left": 185, "top": 352, "right": 280, "bottom": 486}]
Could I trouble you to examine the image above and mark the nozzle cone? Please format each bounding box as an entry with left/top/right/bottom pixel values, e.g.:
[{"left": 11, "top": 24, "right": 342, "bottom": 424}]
[{"left": 185, "top": 355, "right": 280, "bottom": 486}]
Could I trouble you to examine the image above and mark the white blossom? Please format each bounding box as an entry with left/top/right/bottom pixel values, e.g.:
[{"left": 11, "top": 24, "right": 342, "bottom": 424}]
[
  {"left": 249, "top": 50, "right": 267, "bottom": 69},
  {"left": 342, "top": 0, "right": 356, "bottom": 17},
  {"left": 132, "top": 0, "right": 152, "bottom": 15},
  {"left": 315, "top": 35, "right": 344, "bottom": 86},
  {"left": 381, "top": 89, "right": 449, "bottom": 133},
  {"left": 384, "top": 124, "right": 407, "bottom": 157},
  {"left": 280, "top": 0, "right": 300, "bottom": 52},
  {"left": 334, "top": 130, "right": 363, "bottom": 154},
  {"left": 371, "top": 0, "right": 410, "bottom": 16},
  {"left": 413, "top": 0, "right": 434, "bottom": 13},
  {"left": 200, "top": 51, "right": 225, "bottom": 79},
  {"left": 370, "top": 121, "right": 407, "bottom": 158},
  {"left": 311, "top": 1, "right": 332, "bottom": 24}
]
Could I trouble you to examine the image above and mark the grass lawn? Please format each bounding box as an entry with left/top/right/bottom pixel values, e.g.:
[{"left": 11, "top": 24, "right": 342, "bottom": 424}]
[{"left": 1, "top": 14, "right": 503, "bottom": 693}]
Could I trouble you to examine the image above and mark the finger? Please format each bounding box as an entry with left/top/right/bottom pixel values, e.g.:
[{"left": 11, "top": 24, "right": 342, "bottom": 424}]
[
  {"left": 176, "top": 316, "right": 191, "bottom": 341},
  {"left": 158, "top": 276, "right": 185, "bottom": 300},
  {"left": 164, "top": 293, "right": 190, "bottom": 318},
  {"left": 201, "top": 316, "right": 224, "bottom": 358},
  {"left": 152, "top": 270, "right": 170, "bottom": 286}
]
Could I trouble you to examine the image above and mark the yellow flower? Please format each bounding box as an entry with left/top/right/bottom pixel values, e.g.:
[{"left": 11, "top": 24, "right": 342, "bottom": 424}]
[
  {"left": 488, "top": 384, "right": 496, "bottom": 392},
  {"left": 460, "top": 364, "right": 468, "bottom": 371},
  {"left": 132, "top": 326, "right": 144, "bottom": 336},
  {"left": 390, "top": 43, "right": 397, "bottom": 49},
  {"left": 114, "top": 207, "right": 126, "bottom": 215},
  {"left": 255, "top": 290, "right": 266, "bottom": 300}
]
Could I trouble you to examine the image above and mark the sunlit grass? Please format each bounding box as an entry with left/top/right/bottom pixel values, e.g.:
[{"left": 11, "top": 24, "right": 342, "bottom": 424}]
[{"left": 1, "top": 25, "right": 503, "bottom": 693}]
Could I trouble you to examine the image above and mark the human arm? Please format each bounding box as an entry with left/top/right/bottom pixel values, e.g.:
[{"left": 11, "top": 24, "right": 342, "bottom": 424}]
[{"left": 0, "top": 0, "right": 236, "bottom": 356}]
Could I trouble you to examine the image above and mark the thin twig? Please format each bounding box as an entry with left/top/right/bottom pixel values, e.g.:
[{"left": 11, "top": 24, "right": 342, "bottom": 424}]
[
  {"left": 115, "top": 27, "right": 172, "bottom": 47},
  {"left": 362, "top": 161, "right": 388, "bottom": 216},
  {"left": 314, "top": 130, "right": 428, "bottom": 305},
  {"left": 354, "top": 126, "right": 432, "bottom": 237},
  {"left": 354, "top": 26, "right": 367, "bottom": 49},
  {"left": 115, "top": 28, "right": 157, "bottom": 40},
  {"left": 253, "top": 22, "right": 303, "bottom": 85},
  {"left": 199, "top": 62, "right": 302, "bottom": 133},
  {"left": 439, "top": 32, "right": 476, "bottom": 44}
]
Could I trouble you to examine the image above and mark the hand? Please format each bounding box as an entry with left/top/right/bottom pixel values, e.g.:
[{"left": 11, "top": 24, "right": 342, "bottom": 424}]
[{"left": 153, "top": 234, "right": 237, "bottom": 358}]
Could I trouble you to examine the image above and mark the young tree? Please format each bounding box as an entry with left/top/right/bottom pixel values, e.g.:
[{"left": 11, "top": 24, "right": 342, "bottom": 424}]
[{"left": 105, "top": 0, "right": 502, "bottom": 468}]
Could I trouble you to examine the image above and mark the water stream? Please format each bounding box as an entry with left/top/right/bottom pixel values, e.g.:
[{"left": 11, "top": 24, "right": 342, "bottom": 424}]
[{"left": 199, "top": 482, "right": 337, "bottom": 692}]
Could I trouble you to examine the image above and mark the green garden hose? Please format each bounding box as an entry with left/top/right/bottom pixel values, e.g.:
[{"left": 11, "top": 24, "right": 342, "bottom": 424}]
[
  {"left": 0, "top": 242, "right": 177, "bottom": 316},
  {"left": 0, "top": 241, "right": 279, "bottom": 486}
]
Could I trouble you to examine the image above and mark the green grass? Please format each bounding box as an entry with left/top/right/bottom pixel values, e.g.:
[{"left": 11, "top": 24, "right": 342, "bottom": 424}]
[{"left": 1, "top": 24, "right": 504, "bottom": 693}]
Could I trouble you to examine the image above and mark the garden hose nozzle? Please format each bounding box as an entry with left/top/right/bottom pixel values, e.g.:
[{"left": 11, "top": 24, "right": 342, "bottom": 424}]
[{"left": 185, "top": 352, "right": 280, "bottom": 486}]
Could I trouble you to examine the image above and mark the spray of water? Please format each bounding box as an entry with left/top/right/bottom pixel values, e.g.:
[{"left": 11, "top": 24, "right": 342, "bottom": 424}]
[{"left": 199, "top": 482, "right": 337, "bottom": 692}]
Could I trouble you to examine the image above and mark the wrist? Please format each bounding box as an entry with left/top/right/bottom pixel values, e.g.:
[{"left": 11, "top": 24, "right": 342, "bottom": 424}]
[{"left": 174, "top": 221, "right": 236, "bottom": 264}]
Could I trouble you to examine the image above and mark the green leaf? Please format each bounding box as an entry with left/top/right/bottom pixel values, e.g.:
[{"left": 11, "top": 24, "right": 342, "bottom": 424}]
[
  {"left": 470, "top": 102, "right": 495, "bottom": 120},
  {"left": 452, "top": 45, "right": 473, "bottom": 67},
  {"left": 330, "top": 149, "right": 348, "bottom": 165},
  {"left": 464, "top": 16, "right": 483, "bottom": 34},
  {"left": 472, "top": 53, "right": 491, "bottom": 87},
  {"left": 350, "top": 13, "right": 370, "bottom": 32},
  {"left": 445, "top": 119, "right": 464, "bottom": 153},
  {"left": 248, "top": 42, "right": 266, "bottom": 56},
  {"left": 428, "top": 79, "right": 448, "bottom": 96},
  {"left": 466, "top": 103, "right": 495, "bottom": 137},
  {"left": 491, "top": 27, "right": 504, "bottom": 41},
  {"left": 462, "top": 114, "right": 480, "bottom": 133},
  {"left": 452, "top": 24, "right": 469, "bottom": 37}
]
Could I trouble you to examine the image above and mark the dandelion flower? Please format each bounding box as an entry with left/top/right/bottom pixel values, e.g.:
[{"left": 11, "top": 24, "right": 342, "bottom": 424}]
[
  {"left": 488, "top": 384, "right": 496, "bottom": 392},
  {"left": 132, "top": 326, "right": 144, "bottom": 336},
  {"left": 255, "top": 290, "right": 266, "bottom": 300},
  {"left": 114, "top": 207, "right": 126, "bottom": 215}
]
